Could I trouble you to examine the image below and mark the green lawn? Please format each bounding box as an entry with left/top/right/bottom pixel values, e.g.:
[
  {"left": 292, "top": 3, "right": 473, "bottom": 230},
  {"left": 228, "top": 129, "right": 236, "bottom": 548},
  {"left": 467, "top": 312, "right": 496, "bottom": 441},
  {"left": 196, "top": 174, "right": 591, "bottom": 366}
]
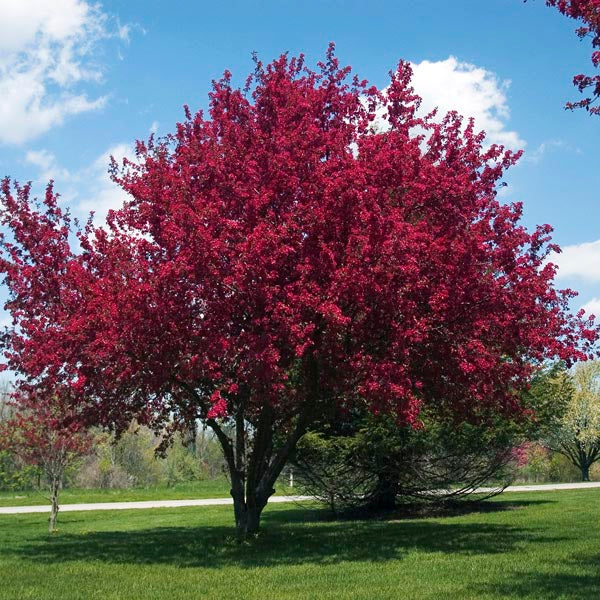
[
  {"left": 0, "top": 478, "right": 295, "bottom": 507},
  {"left": 0, "top": 479, "right": 233, "bottom": 507},
  {"left": 1, "top": 489, "right": 599, "bottom": 599}
]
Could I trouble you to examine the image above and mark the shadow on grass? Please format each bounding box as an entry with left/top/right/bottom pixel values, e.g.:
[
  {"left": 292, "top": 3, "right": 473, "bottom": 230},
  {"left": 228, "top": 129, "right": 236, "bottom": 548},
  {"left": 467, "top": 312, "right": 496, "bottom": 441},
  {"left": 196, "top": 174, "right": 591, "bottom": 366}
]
[
  {"left": 319, "top": 498, "right": 552, "bottom": 522},
  {"left": 7, "top": 499, "right": 564, "bottom": 570},
  {"left": 475, "top": 553, "right": 600, "bottom": 599}
]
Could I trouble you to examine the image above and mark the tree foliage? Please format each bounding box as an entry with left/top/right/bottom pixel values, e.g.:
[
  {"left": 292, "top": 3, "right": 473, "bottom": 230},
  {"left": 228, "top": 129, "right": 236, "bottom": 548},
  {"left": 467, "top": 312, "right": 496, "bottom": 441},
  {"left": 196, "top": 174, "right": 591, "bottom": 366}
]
[
  {"left": 293, "top": 411, "right": 520, "bottom": 514},
  {"left": 0, "top": 46, "right": 597, "bottom": 536},
  {"left": 544, "top": 0, "right": 600, "bottom": 114}
]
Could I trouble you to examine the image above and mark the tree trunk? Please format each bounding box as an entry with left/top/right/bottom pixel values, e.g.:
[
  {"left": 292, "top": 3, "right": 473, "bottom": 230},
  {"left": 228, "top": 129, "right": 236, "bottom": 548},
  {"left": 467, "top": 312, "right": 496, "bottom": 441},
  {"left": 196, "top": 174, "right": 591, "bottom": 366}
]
[
  {"left": 230, "top": 478, "right": 271, "bottom": 539},
  {"left": 205, "top": 355, "right": 319, "bottom": 538},
  {"left": 49, "top": 478, "right": 60, "bottom": 533},
  {"left": 185, "top": 420, "right": 197, "bottom": 456},
  {"left": 370, "top": 473, "right": 398, "bottom": 510},
  {"left": 577, "top": 443, "right": 591, "bottom": 482},
  {"left": 234, "top": 501, "right": 264, "bottom": 538}
]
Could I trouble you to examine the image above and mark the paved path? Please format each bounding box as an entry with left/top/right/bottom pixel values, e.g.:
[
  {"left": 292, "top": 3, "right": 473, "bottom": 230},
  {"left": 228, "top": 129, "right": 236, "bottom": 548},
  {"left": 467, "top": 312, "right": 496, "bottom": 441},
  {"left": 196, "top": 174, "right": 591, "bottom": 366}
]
[
  {"left": 1, "top": 482, "right": 599, "bottom": 515},
  {"left": 481, "top": 481, "right": 600, "bottom": 493},
  {"left": 0, "top": 495, "right": 313, "bottom": 514}
]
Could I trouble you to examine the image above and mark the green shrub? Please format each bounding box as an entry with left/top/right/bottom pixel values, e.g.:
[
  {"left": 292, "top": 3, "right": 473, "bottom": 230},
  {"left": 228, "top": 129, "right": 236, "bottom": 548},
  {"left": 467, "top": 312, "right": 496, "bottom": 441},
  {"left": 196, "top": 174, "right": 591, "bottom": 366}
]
[
  {"left": 0, "top": 449, "right": 38, "bottom": 491},
  {"left": 162, "top": 439, "right": 205, "bottom": 487}
]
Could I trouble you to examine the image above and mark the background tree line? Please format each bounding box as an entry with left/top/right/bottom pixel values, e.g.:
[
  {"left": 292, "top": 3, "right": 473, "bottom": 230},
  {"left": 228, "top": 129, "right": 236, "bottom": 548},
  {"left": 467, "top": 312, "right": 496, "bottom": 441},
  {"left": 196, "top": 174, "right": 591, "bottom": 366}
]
[
  {"left": 0, "top": 415, "right": 227, "bottom": 493},
  {"left": 2, "top": 360, "right": 599, "bottom": 504}
]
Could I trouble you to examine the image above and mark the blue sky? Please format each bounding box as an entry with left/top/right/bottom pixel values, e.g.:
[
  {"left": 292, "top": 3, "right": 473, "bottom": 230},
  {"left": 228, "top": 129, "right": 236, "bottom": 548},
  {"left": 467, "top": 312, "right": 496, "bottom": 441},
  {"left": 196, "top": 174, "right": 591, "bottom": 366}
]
[{"left": 0, "top": 0, "right": 599, "bottom": 317}]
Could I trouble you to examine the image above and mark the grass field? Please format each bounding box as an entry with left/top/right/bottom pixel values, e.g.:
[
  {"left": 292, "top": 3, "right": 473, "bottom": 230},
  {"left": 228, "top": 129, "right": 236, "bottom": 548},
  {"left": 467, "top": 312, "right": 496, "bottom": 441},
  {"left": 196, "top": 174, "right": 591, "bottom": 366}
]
[
  {"left": 0, "top": 478, "right": 295, "bottom": 507},
  {"left": 0, "top": 479, "right": 233, "bottom": 507},
  {"left": 1, "top": 489, "right": 599, "bottom": 599}
]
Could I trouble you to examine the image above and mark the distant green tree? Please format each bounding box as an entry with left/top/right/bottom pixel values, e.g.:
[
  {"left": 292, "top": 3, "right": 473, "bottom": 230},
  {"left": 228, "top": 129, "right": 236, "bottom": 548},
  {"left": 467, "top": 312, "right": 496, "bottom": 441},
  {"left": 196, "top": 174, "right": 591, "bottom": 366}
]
[
  {"left": 532, "top": 361, "right": 600, "bottom": 481},
  {"left": 162, "top": 437, "right": 205, "bottom": 487}
]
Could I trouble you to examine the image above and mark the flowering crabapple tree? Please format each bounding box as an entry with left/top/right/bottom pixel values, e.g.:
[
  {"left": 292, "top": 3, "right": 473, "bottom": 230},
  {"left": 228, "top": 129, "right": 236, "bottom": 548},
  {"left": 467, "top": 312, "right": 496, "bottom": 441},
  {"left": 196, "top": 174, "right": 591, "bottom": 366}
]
[
  {"left": 0, "top": 391, "right": 92, "bottom": 532},
  {"left": 0, "top": 46, "right": 597, "bottom": 537},
  {"left": 539, "top": 0, "right": 600, "bottom": 114}
]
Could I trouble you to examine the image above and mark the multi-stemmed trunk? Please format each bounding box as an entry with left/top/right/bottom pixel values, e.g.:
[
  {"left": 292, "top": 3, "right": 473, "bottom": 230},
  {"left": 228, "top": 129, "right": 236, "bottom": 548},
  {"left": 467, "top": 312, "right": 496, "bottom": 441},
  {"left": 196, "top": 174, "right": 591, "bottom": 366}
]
[
  {"left": 573, "top": 441, "right": 599, "bottom": 482},
  {"left": 207, "top": 389, "right": 318, "bottom": 539},
  {"left": 182, "top": 355, "right": 321, "bottom": 539},
  {"left": 556, "top": 440, "right": 599, "bottom": 484},
  {"left": 48, "top": 476, "right": 61, "bottom": 533},
  {"left": 230, "top": 474, "right": 272, "bottom": 537},
  {"left": 209, "top": 403, "right": 311, "bottom": 539},
  {"left": 576, "top": 442, "right": 597, "bottom": 482},
  {"left": 581, "top": 463, "right": 591, "bottom": 482}
]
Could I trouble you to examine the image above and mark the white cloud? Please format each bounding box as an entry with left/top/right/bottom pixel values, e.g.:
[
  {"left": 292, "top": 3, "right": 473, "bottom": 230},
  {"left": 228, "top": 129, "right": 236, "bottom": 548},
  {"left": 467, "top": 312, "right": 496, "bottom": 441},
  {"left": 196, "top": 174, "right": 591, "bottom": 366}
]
[
  {"left": 117, "top": 23, "right": 131, "bottom": 43},
  {"left": 581, "top": 298, "right": 600, "bottom": 318},
  {"left": 25, "top": 149, "right": 57, "bottom": 172},
  {"left": 24, "top": 142, "right": 134, "bottom": 224},
  {"left": 77, "top": 143, "right": 135, "bottom": 222},
  {"left": 0, "top": 0, "right": 123, "bottom": 145},
  {"left": 25, "top": 149, "right": 72, "bottom": 181},
  {"left": 524, "top": 140, "right": 563, "bottom": 164},
  {"left": 408, "top": 57, "right": 525, "bottom": 151},
  {"left": 549, "top": 239, "right": 600, "bottom": 282},
  {"left": 523, "top": 140, "right": 582, "bottom": 164}
]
